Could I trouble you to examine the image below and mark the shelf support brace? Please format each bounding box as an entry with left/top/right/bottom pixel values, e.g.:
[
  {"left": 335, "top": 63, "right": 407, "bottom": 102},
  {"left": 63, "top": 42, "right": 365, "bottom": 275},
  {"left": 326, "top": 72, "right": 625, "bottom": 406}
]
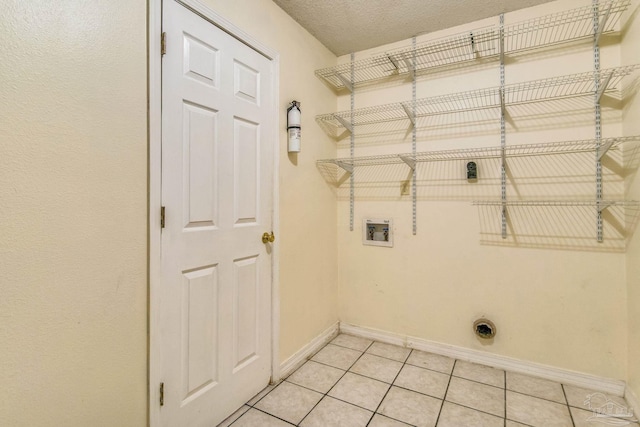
[
  {"left": 399, "top": 155, "right": 416, "bottom": 171},
  {"left": 386, "top": 54, "right": 401, "bottom": 72},
  {"left": 333, "top": 71, "right": 354, "bottom": 93},
  {"left": 597, "top": 138, "right": 615, "bottom": 160},
  {"left": 401, "top": 103, "right": 416, "bottom": 127},
  {"left": 404, "top": 58, "right": 416, "bottom": 81},
  {"left": 333, "top": 114, "right": 354, "bottom": 134},
  {"left": 596, "top": 71, "right": 613, "bottom": 103},
  {"left": 597, "top": 201, "right": 614, "bottom": 212},
  {"left": 595, "top": 2, "right": 613, "bottom": 46},
  {"left": 333, "top": 160, "right": 354, "bottom": 174}
]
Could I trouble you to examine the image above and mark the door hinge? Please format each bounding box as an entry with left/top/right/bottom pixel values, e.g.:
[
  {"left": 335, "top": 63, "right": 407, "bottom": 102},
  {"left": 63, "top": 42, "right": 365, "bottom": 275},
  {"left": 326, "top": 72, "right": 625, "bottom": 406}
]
[
  {"left": 160, "top": 206, "right": 166, "bottom": 229},
  {"left": 159, "top": 382, "right": 164, "bottom": 406},
  {"left": 161, "top": 32, "right": 167, "bottom": 56}
]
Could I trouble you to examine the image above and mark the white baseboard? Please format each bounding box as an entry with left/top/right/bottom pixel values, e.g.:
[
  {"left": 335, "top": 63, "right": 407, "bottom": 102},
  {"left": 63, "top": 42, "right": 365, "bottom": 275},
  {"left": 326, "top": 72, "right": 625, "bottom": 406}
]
[
  {"left": 278, "top": 321, "right": 340, "bottom": 380},
  {"left": 626, "top": 386, "right": 640, "bottom": 416},
  {"left": 340, "top": 322, "right": 626, "bottom": 397}
]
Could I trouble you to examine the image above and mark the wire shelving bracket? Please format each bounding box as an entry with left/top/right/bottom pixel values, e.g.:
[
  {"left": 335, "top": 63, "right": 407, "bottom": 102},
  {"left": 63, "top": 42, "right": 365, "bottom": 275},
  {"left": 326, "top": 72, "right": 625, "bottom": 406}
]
[
  {"left": 333, "top": 71, "right": 354, "bottom": 93},
  {"left": 332, "top": 114, "right": 353, "bottom": 134},
  {"left": 411, "top": 36, "right": 417, "bottom": 235},
  {"left": 500, "top": 14, "right": 507, "bottom": 239},
  {"left": 334, "top": 160, "right": 354, "bottom": 174},
  {"left": 594, "top": 0, "right": 604, "bottom": 242},
  {"left": 399, "top": 155, "right": 417, "bottom": 170},
  {"left": 349, "top": 53, "right": 355, "bottom": 231}
]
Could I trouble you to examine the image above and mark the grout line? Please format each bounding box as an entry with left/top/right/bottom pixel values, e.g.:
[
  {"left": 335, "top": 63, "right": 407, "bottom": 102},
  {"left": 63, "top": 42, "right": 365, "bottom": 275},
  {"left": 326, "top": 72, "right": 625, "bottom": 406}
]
[
  {"left": 505, "top": 416, "right": 535, "bottom": 427},
  {"left": 246, "top": 382, "right": 280, "bottom": 408},
  {"left": 504, "top": 370, "right": 507, "bottom": 427},
  {"left": 328, "top": 341, "right": 373, "bottom": 353},
  {"left": 442, "top": 400, "right": 507, "bottom": 421},
  {"left": 450, "top": 373, "right": 505, "bottom": 390},
  {"left": 304, "top": 358, "right": 351, "bottom": 372},
  {"left": 366, "top": 348, "right": 413, "bottom": 427},
  {"left": 282, "top": 378, "right": 336, "bottom": 396},
  {"left": 365, "top": 341, "right": 413, "bottom": 364},
  {"left": 383, "top": 383, "right": 446, "bottom": 403},
  {"left": 368, "top": 413, "right": 413, "bottom": 426},
  {"left": 562, "top": 384, "right": 577, "bottom": 427},
  {"left": 405, "top": 359, "right": 455, "bottom": 376},
  {"left": 340, "top": 370, "right": 395, "bottom": 386},
  {"left": 434, "top": 359, "right": 456, "bottom": 426},
  {"left": 508, "top": 388, "right": 572, "bottom": 406},
  {"left": 246, "top": 407, "right": 297, "bottom": 426},
  {"left": 290, "top": 380, "right": 380, "bottom": 416},
  {"left": 219, "top": 405, "right": 250, "bottom": 427},
  {"left": 298, "top": 340, "right": 376, "bottom": 426}
]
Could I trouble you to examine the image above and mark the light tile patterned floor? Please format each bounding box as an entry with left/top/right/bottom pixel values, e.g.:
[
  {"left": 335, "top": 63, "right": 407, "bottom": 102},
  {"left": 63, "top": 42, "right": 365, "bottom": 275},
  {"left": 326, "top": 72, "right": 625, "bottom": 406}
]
[{"left": 219, "top": 334, "right": 639, "bottom": 427}]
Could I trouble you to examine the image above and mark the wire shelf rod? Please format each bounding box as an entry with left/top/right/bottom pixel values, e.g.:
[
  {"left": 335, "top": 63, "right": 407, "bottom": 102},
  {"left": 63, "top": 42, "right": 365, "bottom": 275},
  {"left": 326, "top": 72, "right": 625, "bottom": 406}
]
[
  {"left": 472, "top": 200, "right": 639, "bottom": 207},
  {"left": 595, "top": 1, "right": 614, "bottom": 45}
]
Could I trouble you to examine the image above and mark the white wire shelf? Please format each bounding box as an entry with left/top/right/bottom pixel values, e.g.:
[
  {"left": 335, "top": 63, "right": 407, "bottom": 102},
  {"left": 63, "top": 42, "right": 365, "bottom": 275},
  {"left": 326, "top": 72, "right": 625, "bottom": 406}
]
[
  {"left": 472, "top": 200, "right": 639, "bottom": 208},
  {"left": 504, "top": 0, "right": 628, "bottom": 54},
  {"left": 316, "top": 65, "right": 640, "bottom": 137},
  {"left": 315, "top": 27, "right": 499, "bottom": 90},
  {"left": 316, "top": 136, "right": 639, "bottom": 184},
  {"left": 315, "top": 0, "right": 629, "bottom": 90}
]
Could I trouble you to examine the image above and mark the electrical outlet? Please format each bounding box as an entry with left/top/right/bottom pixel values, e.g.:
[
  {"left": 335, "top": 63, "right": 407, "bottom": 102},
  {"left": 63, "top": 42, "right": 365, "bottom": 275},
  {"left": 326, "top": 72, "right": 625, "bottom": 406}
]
[{"left": 400, "top": 180, "right": 410, "bottom": 195}]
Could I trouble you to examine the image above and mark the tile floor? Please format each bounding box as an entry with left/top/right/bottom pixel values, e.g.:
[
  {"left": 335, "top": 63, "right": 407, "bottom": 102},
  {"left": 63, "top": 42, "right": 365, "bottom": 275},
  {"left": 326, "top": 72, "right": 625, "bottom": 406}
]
[{"left": 219, "top": 334, "right": 639, "bottom": 427}]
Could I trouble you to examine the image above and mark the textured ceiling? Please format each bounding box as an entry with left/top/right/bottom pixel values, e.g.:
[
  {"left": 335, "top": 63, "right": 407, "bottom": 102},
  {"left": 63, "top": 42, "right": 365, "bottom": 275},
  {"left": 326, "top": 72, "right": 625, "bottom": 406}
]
[{"left": 272, "top": 0, "right": 558, "bottom": 56}]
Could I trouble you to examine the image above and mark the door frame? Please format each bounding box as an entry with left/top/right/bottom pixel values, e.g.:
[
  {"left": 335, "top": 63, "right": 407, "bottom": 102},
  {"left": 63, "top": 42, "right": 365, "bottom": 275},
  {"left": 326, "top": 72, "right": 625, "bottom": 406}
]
[{"left": 148, "top": 1, "right": 281, "bottom": 425}]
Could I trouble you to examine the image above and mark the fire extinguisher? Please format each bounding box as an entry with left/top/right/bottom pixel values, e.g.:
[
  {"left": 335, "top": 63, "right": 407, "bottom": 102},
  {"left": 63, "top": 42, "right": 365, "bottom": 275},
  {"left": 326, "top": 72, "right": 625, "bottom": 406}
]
[{"left": 287, "top": 100, "right": 301, "bottom": 153}]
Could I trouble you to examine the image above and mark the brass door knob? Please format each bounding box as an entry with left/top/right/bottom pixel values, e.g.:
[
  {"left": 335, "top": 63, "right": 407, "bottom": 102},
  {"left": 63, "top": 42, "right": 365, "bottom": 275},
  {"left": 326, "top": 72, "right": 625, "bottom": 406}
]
[{"left": 262, "top": 231, "right": 275, "bottom": 244}]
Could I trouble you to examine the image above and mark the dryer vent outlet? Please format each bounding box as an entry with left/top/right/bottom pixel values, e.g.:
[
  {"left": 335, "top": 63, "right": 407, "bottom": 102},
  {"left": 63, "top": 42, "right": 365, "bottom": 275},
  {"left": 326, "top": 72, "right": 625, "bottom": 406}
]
[{"left": 474, "top": 318, "right": 496, "bottom": 339}]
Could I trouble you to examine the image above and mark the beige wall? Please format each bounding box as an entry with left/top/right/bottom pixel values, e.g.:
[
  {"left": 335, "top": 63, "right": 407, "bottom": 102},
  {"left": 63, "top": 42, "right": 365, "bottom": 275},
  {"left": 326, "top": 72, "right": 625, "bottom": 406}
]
[
  {"left": 622, "top": 0, "right": 640, "bottom": 406},
  {"left": 336, "top": 0, "right": 632, "bottom": 380},
  {"left": 0, "top": 1, "right": 148, "bottom": 426},
  {"left": 1, "top": 0, "right": 338, "bottom": 425},
  {"left": 200, "top": 0, "right": 339, "bottom": 364}
]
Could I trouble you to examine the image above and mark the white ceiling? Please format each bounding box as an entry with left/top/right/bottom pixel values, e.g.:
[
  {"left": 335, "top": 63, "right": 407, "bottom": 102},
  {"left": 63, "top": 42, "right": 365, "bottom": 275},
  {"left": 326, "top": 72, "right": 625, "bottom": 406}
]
[{"left": 272, "top": 0, "right": 558, "bottom": 56}]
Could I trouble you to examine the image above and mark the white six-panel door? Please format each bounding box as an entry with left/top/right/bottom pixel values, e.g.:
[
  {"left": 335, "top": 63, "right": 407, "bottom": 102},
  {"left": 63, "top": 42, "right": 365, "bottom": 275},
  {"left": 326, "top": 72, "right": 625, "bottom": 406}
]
[{"left": 160, "top": 1, "right": 274, "bottom": 425}]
